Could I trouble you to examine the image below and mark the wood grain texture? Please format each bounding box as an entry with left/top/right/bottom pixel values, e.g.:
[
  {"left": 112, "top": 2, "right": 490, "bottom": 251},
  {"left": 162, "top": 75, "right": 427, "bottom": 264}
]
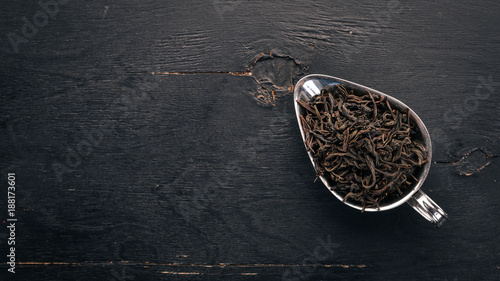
[{"left": 1, "top": 0, "right": 499, "bottom": 280}]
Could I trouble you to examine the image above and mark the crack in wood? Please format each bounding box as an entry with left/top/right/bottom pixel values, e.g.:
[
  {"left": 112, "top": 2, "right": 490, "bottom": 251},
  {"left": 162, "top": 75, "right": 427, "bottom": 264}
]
[
  {"left": 17, "top": 261, "right": 367, "bottom": 269},
  {"left": 161, "top": 271, "right": 201, "bottom": 275},
  {"left": 151, "top": 71, "right": 251, "bottom": 76},
  {"left": 152, "top": 51, "right": 308, "bottom": 107},
  {"left": 433, "top": 149, "right": 499, "bottom": 163},
  {"left": 433, "top": 148, "right": 498, "bottom": 176}
]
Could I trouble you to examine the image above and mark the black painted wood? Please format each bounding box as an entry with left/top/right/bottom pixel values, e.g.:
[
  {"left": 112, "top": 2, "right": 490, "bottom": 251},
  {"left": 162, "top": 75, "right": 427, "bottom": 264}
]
[{"left": 1, "top": 1, "right": 499, "bottom": 280}]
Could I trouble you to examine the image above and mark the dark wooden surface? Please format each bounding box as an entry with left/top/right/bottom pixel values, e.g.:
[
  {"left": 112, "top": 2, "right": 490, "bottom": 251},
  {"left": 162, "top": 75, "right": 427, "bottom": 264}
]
[{"left": 1, "top": 1, "right": 500, "bottom": 280}]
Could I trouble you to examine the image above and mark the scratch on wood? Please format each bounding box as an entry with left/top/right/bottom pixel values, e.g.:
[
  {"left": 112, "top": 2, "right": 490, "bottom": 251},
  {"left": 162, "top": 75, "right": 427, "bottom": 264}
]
[
  {"left": 161, "top": 271, "right": 201, "bottom": 275},
  {"left": 152, "top": 71, "right": 251, "bottom": 76},
  {"left": 331, "top": 264, "right": 367, "bottom": 269},
  {"left": 18, "top": 261, "right": 367, "bottom": 269},
  {"left": 103, "top": 5, "right": 109, "bottom": 18},
  {"left": 241, "top": 273, "right": 258, "bottom": 275},
  {"left": 18, "top": 262, "right": 79, "bottom": 267}
]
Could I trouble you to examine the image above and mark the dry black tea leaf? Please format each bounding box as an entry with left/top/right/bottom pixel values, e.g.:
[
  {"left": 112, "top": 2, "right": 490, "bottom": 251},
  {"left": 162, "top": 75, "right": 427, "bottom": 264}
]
[{"left": 297, "top": 84, "right": 428, "bottom": 212}]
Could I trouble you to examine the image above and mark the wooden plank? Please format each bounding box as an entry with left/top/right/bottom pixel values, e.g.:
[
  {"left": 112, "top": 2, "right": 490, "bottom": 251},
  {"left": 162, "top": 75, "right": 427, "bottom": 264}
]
[{"left": 0, "top": 0, "right": 499, "bottom": 280}]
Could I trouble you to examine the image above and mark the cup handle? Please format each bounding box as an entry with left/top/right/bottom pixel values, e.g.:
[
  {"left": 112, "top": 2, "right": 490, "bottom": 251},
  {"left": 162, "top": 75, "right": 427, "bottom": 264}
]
[{"left": 407, "top": 190, "right": 448, "bottom": 227}]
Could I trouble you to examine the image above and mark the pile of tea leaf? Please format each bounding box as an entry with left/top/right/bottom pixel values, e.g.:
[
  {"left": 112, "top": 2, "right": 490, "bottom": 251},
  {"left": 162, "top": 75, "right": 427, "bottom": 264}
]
[{"left": 297, "top": 84, "right": 428, "bottom": 211}]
